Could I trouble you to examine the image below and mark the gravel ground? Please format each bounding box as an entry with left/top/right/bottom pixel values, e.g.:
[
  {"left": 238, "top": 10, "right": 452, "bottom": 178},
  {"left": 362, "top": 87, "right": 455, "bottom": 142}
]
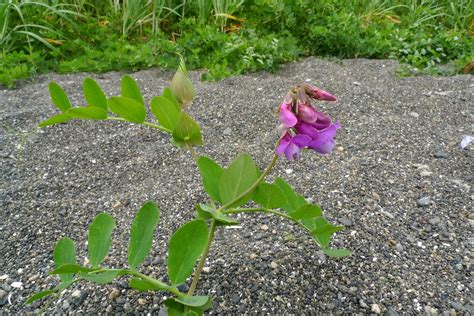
[{"left": 1, "top": 58, "right": 473, "bottom": 315}]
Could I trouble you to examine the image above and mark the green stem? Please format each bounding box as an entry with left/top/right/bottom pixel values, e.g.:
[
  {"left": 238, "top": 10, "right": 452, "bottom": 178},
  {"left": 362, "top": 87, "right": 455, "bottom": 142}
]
[
  {"left": 187, "top": 219, "right": 217, "bottom": 296},
  {"left": 218, "top": 154, "right": 279, "bottom": 210},
  {"left": 106, "top": 117, "right": 172, "bottom": 133},
  {"left": 223, "top": 207, "right": 311, "bottom": 234}
]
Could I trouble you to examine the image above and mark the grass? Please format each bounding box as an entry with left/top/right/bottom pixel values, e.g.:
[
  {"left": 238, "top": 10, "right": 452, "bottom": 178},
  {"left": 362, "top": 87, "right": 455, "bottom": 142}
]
[{"left": 0, "top": 0, "right": 473, "bottom": 88}]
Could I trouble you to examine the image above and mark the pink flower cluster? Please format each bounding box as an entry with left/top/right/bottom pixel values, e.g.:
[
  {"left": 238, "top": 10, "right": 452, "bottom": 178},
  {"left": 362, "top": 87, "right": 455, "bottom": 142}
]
[{"left": 276, "top": 84, "right": 339, "bottom": 160}]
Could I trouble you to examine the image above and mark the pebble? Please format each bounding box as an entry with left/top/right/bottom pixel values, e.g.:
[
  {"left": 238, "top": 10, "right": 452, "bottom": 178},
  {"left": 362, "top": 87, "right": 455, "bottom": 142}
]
[
  {"left": 28, "top": 275, "right": 39, "bottom": 282},
  {"left": 409, "top": 112, "right": 420, "bottom": 118},
  {"left": 260, "top": 224, "right": 268, "bottom": 231},
  {"left": 0, "top": 275, "right": 8, "bottom": 281},
  {"left": 417, "top": 197, "right": 433, "bottom": 207},
  {"left": 428, "top": 216, "right": 441, "bottom": 225},
  {"left": 425, "top": 305, "right": 438, "bottom": 315},
  {"left": 11, "top": 281, "right": 23, "bottom": 289},
  {"left": 0, "top": 290, "right": 7, "bottom": 299},
  {"left": 62, "top": 300, "right": 70, "bottom": 309},
  {"left": 450, "top": 302, "right": 463, "bottom": 311},
  {"left": 254, "top": 233, "right": 263, "bottom": 240},
  {"left": 71, "top": 290, "right": 81, "bottom": 298},
  {"left": 109, "top": 288, "right": 120, "bottom": 300},
  {"left": 359, "top": 299, "right": 368, "bottom": 308},
  {"left": 420, "top": 170, "right": 433, "bottom": 177},
  {"left": 223, "top": 128, "right": 232, "bottom": 136},
  {"left": 434, "top": 151, "right": 449, "bottom": 159},
  {"left": 202, "top": 267, "right": 211, "bottom": 273},
  {"left": 177, "top": 283, "right": 189, "bottom": 292},
  {"left": 231, "top": 294, "right": 240, "bottom": 304},
  {"left": 395, "top": 243, "right": 404, "bottom": 252},
  {"left": 338, "top": 217, "right": 353, "bottom": 226},
  {"left": 270, "top": 261, "right": 278, "bottom": 269},
  {"left": 386, "top": 308, "right": 399, "bottom": 316},
  {"left": 371, "top": 303, "right": 381, "bottom": 314},
  {"left": 138, "top": 298, "right": 148, "bottom": 305},
  {"left": 123, "top": 302, "right": 131, "bottom": 312},
  {"left": 285, "top": 169, "right": 293, "bottom": 174}
]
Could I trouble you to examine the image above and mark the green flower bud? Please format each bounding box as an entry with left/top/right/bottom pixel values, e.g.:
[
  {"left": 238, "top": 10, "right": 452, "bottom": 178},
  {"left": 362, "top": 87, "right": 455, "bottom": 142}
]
[{"left": 170, "top": 57, "right": 195, "bottom": 108}]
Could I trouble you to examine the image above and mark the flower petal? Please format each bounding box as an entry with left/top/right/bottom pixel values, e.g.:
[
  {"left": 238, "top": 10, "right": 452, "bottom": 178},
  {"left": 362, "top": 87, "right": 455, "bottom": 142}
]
[
  {"left": 276, "top": 133, "right": 291, "bottom": 155},
  {"left": 305, "top": 84, "right": 337, "bottom": 101},
  {"left": 297, "top": 103, "right": 318, "bottom": 123},
  {"left": 285, "top": 142, "right": 301, "bottom": 160},
  {"left": 279, "top": 103, "right": 297, "bottom": 128}
]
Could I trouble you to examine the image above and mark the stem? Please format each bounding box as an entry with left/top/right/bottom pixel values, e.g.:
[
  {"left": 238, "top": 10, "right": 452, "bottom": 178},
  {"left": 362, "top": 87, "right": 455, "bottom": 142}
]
[
  {"left": 126, "top": 270, "right": 183, "bottom": 297},
  {"left": 187, "top": 219, "right": 217, "bottom": 296},
  {"left": 186, "top": 141, "right": 198, "bottom": 162},
  {"left": 106, "top": 117, "right": 172, "bottom": 133},
  {"left": 223, "top": 207, "right": 312, "bottom": 234},
  {"left": 219, "top": 154, "right": 279, "bottom": 210}
]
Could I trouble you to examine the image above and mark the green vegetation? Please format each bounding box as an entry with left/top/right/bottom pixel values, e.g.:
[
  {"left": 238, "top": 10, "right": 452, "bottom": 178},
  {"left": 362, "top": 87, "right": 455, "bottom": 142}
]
[{"left": 1, "top": 0, "right": 473, "bottom": 87}]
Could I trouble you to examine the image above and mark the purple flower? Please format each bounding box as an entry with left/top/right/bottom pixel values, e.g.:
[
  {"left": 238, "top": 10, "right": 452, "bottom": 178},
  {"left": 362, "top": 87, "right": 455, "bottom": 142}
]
[
  {"left": 278, "top": 102, "right": 297, "bottom": 128},
  {"left": 276, "top": 133, "right": 311, "bottom": 160},
  {"left": 276, "top": 84, "right": 339, "bottom": 160},
  {"left": 303, "top": 84, "right": 337, "bottom": 101}
]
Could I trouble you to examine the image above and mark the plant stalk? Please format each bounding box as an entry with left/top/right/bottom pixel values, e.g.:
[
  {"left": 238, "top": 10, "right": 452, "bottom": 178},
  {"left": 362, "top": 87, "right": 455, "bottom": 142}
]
[{"left": 187, "top": 219, "right": 217, "bottom": 296}]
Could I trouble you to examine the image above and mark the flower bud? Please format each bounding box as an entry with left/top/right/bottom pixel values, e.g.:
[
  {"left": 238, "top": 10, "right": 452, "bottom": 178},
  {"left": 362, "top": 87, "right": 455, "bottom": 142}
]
[{"left": 170, "top": 58, "right": 195, "bottom": 108}]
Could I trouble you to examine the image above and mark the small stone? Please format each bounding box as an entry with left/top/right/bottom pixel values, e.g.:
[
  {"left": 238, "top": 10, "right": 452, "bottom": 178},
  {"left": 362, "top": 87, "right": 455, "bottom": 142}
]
[
  {"left": 353, "top": 81, "right": 361, "bottom": 86},
  {"left": 270, "top": 261, "right": 278, "bottom": 269},
  {"left": 202, "top": 267, "right": 211, "bottom": 273},
  {"left": 371, "top": 303, "right": 381, "bottom": 314},
  {"left": 0, "top": 290, "right": 7, "bottom": 299},
  {"left": 28, "top": 274, "right": 39, "bottom": 282},
  {"left": 109, "top": 288, "right": 120, "bottom": 300},
  {"left": 359, "top": 299, "right": 368, "bottom": 308},
  {"left": 11, "top": 281, "right": 23, "bottom": 289},
  {"left": 71, "top": 290, "right": 81, "bottom": 298},
  {"left": 434, "top": 151, "right": 449, "bottom": 159},
  {"left": 425, "top": 305, "right": 438, "bottom": 315},
  {"left": 395, "top": 243, "right": 404, "bottom": 252},
  {"left": 428, "top": 216, "right": 441, "bottom": 225},
  {"left": 338, "top": 217, "right": 353, "bottom": 226},
  {"left": 231, "top": 294, "right": 240, "bottom": 304},
  {"left": 112, "top": 201, "right": 123, "bottom": 208},
  {"left": 106, "top": 305, "right": 113, "bottom": 313},
  {"left": 327, "top": 302, "right": 336, "bottom": 310},
  {"left": 123, "top": 302, "right": 131, "bottom": 311},
  {"left": 62, "top": 300, "right": 70, "bottom": 310},
  {"left": 17, "top": 268, "right": 23, "bottom": 274},
  {"left": 254, "top": 233, "right": 263, "bottom": 240},
  {"left": 409, "top": 112, "right": 420, "bottom": 118},
  {"left": 0, "top": 275, "right": 8, "bottom": 281},
  {"left": 238, "top": 303, "right": 247, "bottom": 313},
  {"left": 420, "top": 170, "right": 433, "bottom": 177},
  {"left": 177, "top": 283, "right": 189, "bottom": 292},
  {"left": 285, "top": 169, "right": 293, "bottom": 174},
  {"left": 386, "top": 307, "right": 399, "bottom": 316},
  {"left": 138, "top": 298, "right": 148, "bottom": 305},
  {"left": 260, "top": 224, "right": 268, "bottom": 231},
  {"left": 223, "top": 128, "right": 232, "bottom": 136},
  {"left": 450, "top": 302, "right": 463, "bottom": 311},
  {"left": 417, "top": 197, "right": 433, "bottom": 207}
]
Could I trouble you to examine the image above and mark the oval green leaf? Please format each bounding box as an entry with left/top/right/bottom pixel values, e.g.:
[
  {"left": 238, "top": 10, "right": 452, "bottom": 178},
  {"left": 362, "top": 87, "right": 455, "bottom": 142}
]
[
  {"left": 172, "top": 111, "right": 203, "bottom": 146},
  {"left": 51, "top": 264, "right": 96, "bottom": 274},
  {"left": 197, "top": 156, "right": 224, "bottom": 203},
  {"left": 197, "top": 204, "right": 239, "bottom": 225},
  {"left": 150, "top": 96, "right": 180, "bottom": 131},
  {"left": 219, "top": 153, "right": 259, "bottom": 208},
  {"left": 289, "top": 204, "right": 322, "bottom": 220},
  {"left": 80, "top": 270, "right": 121, "bottom": 284},
  {"left": 274, "top": 177, "right": 307, "bottom": 213},
  {"left": 121, "top": 75, "right": 144, "bottom": 105},
  {"left": 49, "top": 82, "right": 71, "bottom": 112},
  {"left": 175, "top": 295, "right": 211, "bottom": 307},
  {"left": 88, "top": 212, "right": 116, "bottom": 268},
  {"left": 168, "top": 219, "right": 208, "bottom": 285},
  {"left": 163, "top": 87, "right": 180, "bottom": 108},
  {"left": 322, "top": 248, "right": 351, "bottom": 258},
  {"left": 26, "top": 289, "right": 56, "bottom": 304},
  {"left": 108, "top": 96, "right": 146, "bottom": 123},
  {"left": 253, "top": 183, "right": 287, "bottom": 209},
  {"left": 53, "top": 237, "right": 76, "bottom": 282},
  {"left": 310, "top": 217, "right": 344, "bottom": 248},
  {"left": 67, "top": 106, "right": 107, "bottom": 120},
  {"left": 128, "top": 201, "right": 160, "bottom": 269},
  {"left": 38, "top": 113, "right": 71, "bottom": 127},
  {"left": 83, "top": 78, "right": 107, "bottom": 110}
]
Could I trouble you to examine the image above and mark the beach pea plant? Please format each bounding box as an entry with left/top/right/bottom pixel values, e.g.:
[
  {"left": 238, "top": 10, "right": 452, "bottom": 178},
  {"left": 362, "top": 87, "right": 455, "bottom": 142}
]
[{"left": 27, "top": 58, "right": 350, "bottom": 314}]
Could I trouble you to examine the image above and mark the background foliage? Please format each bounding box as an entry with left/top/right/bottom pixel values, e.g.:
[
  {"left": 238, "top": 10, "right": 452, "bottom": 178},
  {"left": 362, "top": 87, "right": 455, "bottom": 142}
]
[{"left": 1, "top": 0, "right": 473, "bottom": 87}]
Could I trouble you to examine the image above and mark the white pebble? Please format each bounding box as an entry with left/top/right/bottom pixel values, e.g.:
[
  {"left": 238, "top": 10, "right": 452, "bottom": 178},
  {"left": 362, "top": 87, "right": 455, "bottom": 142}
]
[
  {"left": 11, "top": 281, "right": 23, "bottom": 289},
  {"left": 285, "top": 169, "right": 293, "bottom": 174}
]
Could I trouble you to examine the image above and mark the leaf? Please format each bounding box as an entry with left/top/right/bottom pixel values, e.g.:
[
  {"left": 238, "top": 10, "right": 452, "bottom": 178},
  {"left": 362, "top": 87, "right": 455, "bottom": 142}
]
[
  {"left": 175, "top": 295, "right": 211, "bottom": 307},
  {"left": 219, "top": 153, "right": 259, "bottom": 208},
  {"left": 49, "top": 82, "right": 71, "bottom": 112},
  {"left": 26, "top": 289, "right": 56, "bottom": 304},
  {"left": 322, "top": 248, "right": 351, "bottom": 258},
  {"left": 164, "top": 299, "right": 186, "bottom": 316},
  {"left": 172, "top": 111, "right": 203, "bottom": 146},
  {"left": 150, "top": 96, "right": 180, "bottom": 131},
  {"left": 83, "top": 78, "right": 107, "bottom": 110},
  {"left": 253, "top": 183, "right": 287, "bottom": 209},
  {"left": 38, "top": 113, "right": 71, "bottom": 127},
  {"left": 163, "top": 87, "right": 180, "bottom": 108},
  {"left": 121, "top": 75, "right": 144, "bottom": 105},
  {"left": 80, "top": 270, "right": 121, "bottom": 284},
  {"left": 128, "top": 201, "right": 160, "bottom": 269},
  {"left": 128, "top": 277, "right": 169, "bottom": 291},
  {"left": 197, "top": 156, "right": 224, "bottom": 202},
  {"left": 289, "top": 204, "right": 322, "bottom": 220},
  {"left": 53, "top": 237, "right": 76, "bottom": 282},
  {"left": 108, "top": 96, "right": 146, "bottom": 123},
  {"left": 310, "top": 217, "right": 344, "bottom": 248},
  {"left": 168, "top": 219, "right": 208, "bottom": 285},
  {"left": 274, "top": 177, "right": 307, "bottom": 213},
  {"left": 66, "top": 106, "right": 107, "bottom": 120},
  {"left": 88, "top": 212, "right": 116, "bottom": 268},
  {"left": 196, "top": 204, "right": 239, "bottom": 225},
  {"left": 51, "top": 264, "right": 96, "bottom": 274}
]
